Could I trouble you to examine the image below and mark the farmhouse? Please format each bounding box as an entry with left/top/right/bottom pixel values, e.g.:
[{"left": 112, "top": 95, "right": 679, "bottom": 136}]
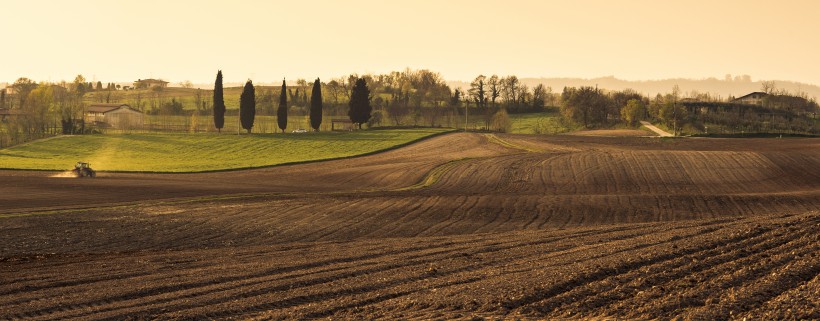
[
  {"left": 85, "top": 103, "right": 143, "bottom": 129},
  {"left": 732, "top": 92, "right": 768, "bottom": 105},
  {"left": 133, "top": 78, "right": 169, "bottom": 89}
]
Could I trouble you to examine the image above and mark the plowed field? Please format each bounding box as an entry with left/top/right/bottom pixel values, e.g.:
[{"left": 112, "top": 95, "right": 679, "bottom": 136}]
[{"left": 1, "top": 133, "right": 818, "bottom": 319}]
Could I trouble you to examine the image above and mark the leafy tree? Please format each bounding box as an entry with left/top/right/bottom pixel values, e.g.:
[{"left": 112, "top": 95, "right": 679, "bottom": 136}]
[
  {"left": 310, "top": 78, "right": 322, "bottom": 131},
  {"left": 213, "top": 70, "right": 226, "bottom": 132},
  {"left": 277, "top": 80, "right": 288, "bottom": 133},
  {"left": 531, "top": 84, "right": 549, "bottom": 110},
  {"left": 12, "top": 77, "right": 38, "bottom": 108},
  {"left": 658, "top": 100, "right": 686, "bottom": 135},
  {"left": 611, "top": 89, "right": 644, "bottom": 121},
  {"left": 96, "top": 81, "right": 103, "bottom": 91},
  {"left": 159, "top": 98, "right": 184, "bottom": 115},
  {"left": 449, "top": 88, "right": 462, "bottom": 108},
  {"left": 348, "top": 78, "right": 371, "bottom": 129},
  {"left": 255, "top": 89, "right": 275, "bottom": 115},
  {"left": 621, "top": 99, "right": 646, "bottom": 126},
  {"left": 23, "top": 85, "right": 54, "bottom": 137},
  {"left": 1, "top": 90, "right": 5, "bottom": 109},
  {"left": 658, "top": 85, "right": 685, "bottom": 135},
  {"left": 367, "top": 110, "right": 383, "bottom": 127},
  {"left": 239, "top": 80, "right": 255, "bottom": 133},
  {"left": 387, "top": 91, "right": 409, "bottom": 125},
  {"left": 561, "top": 86, "right": 611, "bottom": 128},
  {"left": 490, "top": 108, "right": 512, "bottom": 133}
]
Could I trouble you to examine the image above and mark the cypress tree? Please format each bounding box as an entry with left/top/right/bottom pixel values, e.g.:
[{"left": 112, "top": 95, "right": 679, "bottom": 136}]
[
  {"left": 240, "top": 80, "right": 256, "bottom": 133},
  {"left": 310, "top": 78, "right": 322, "bottom": 131},
  {"left": 213, "top": 70, "right": 226, "bottom": 132},
  {"left": 0, "top": 90, "right": 5, "bottom": 109},
  {"left": 277, "top": 79, "right": 288, "bottom": 133},
  {"left": 348, "top": 78, "right": 371, "bottom": 129}
]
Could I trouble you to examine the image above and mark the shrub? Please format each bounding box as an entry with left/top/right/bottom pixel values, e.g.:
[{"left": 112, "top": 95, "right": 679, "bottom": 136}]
[{"left": 490, "top": 109, "right": 512, "bottom": 133}]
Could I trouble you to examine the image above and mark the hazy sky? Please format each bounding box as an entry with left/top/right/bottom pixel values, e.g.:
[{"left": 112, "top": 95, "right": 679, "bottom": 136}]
[{"left": 3, "top": 0, "right": 820, "bottom": 85}]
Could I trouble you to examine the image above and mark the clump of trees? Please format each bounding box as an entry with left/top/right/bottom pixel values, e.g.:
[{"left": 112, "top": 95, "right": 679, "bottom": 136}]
[
  {"left": 0, "top": 76, "right": 88, "bottom": 147},
  {"left": 620, "top": 99, "right": 646, "bottom": 126},
  {"left": 560, "top": 86, "right": 610, "bottom": 128},
  {"left": 4, "top": 69, "right": 817, "bottom": 141},
  {"left": 555, "top": 81, "right": 818, "bottom": 135}
]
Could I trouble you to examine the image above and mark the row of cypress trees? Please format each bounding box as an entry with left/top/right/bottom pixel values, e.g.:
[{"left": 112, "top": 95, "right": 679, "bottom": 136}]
[{"left": 212, "top": 70, "right": 371, "bottom": 133}]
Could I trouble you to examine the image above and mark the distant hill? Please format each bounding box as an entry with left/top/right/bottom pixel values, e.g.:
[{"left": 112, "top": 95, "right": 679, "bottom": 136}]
[{"left": 448, "top": 76, "right": 820, "bottom": 101}]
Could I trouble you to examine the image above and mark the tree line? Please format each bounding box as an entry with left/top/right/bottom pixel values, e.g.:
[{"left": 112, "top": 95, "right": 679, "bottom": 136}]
[
  {"left": 2, "top": 69, "right": 817, "bottom": 147},
  {"left": 0, "top": 76, "right": 90, "bottom": 147},
  {"left": 558, "top": 84, "right": 818, "bottom": 135},
  {"left": 214, "top": 70, "right": 371, "bottom": 133}
]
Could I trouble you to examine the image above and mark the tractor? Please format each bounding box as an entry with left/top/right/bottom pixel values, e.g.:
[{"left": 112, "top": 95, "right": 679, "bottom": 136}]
[{"left": 72, "top": 162, "right": 96, "bottom": 178}]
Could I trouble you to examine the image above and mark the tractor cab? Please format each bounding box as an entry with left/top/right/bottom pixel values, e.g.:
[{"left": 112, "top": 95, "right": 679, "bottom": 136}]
[{"left": 72, "top": 162, "right": 96, "bottom": 177}]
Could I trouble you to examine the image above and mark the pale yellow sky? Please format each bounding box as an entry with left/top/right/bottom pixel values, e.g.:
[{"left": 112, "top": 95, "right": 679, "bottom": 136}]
[{"left": 2, "top": 0, "right": 819, "bottom": 85}]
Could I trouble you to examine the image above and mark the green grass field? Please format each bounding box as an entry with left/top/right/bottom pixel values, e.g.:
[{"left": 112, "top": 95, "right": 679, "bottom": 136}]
[
  {"left": 84, "top": 86, "right": 251, "bottom": 110},
  {"left": 508, "top": 111, "right": 576, "bottom": 134},
  {"left": 0, "top": 129, "right": 449, "bottom": 172}
]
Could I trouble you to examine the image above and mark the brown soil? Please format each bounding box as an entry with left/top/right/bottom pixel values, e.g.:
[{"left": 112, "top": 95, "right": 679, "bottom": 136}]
[{"left": 1, "top": 133, "right": 818, "bottom": 320}]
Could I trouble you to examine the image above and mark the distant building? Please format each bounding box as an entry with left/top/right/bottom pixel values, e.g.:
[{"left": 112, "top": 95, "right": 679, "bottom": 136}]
[
  {"left": 732, "top": 92, "right": 768, "bottom": 105},
  {"left": 133, "top": 78, "right": 169, "bottom": 89},
  {"left": 85, "top": 103, "right": 143, "bottom": 129}
]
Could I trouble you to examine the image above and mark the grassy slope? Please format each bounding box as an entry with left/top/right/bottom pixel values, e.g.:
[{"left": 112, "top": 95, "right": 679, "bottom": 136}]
[
  {"left": 508, "top": 111, "right": 575, "bottom": 134},
  {"left": 0, "top": 129, "right": 448, "bottom": 172},
  {"left": 84, "top": 86, "right": 270, "bottom": 110}
]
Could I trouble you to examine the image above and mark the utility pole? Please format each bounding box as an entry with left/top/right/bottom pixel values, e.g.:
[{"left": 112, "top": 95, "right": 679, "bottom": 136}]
[{"left": 465, "top": 96, "right": 468, "bottom": 132}]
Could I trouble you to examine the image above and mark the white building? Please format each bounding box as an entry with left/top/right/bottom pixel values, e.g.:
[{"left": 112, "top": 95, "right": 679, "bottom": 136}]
[
  {"left": 732, "top": 92, "right": 768, "bottom": 105},
  {"left": 85, "top": 103, "right": 143, "bottom": 129}
]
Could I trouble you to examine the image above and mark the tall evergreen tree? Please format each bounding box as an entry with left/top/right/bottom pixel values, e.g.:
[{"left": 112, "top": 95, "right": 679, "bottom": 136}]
[
  {"left": 348, "top": 78, "right": 371, "bottom": 129},
  {"left": 277, "top": 79, "right": 288, "bottom": 133},
  {"left": 213, "top": 70, "right": 226, "bottom": 132},
  {"left": 239, "top": 80, "right": 256, "bottom": 133},
  {"left": 310, "top": 78, "right": 322, "bottom": 131},
  {"left": 0, "top": 90, "right": 5, "bottom": 109}
]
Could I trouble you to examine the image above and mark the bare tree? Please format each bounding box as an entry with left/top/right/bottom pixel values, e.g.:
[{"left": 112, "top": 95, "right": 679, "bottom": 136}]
[
  {"left": 488, "top": 75, "right": 500, "bottom": 108},
  {"left": 468, "top": 75, "right": 487, "bottom": 108},
  {"left": 761, "top": 80, "right": 776, "bottom": 94}
]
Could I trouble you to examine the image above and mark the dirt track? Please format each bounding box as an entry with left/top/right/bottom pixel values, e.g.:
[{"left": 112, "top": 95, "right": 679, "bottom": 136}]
[{"left": 1, "top": 133, "right": 818, "bottom": 319}]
